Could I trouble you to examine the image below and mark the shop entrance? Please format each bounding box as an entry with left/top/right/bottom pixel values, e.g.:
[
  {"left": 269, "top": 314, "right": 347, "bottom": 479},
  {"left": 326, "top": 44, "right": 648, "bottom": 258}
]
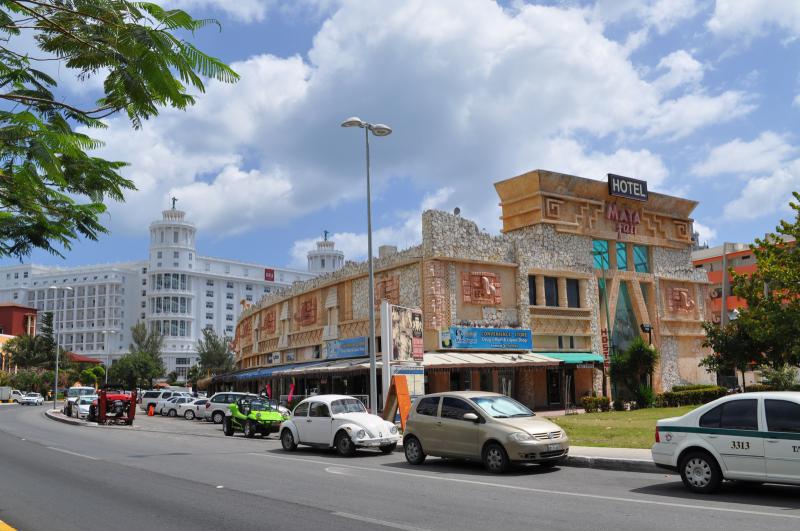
[{"left": 547, "top": 368, "right": 561, "bottom": 406}]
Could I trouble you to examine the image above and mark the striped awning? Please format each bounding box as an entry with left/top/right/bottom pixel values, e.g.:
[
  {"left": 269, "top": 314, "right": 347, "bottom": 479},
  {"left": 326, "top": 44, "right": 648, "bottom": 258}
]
[{"left": 423, "top": 352, "right": 561, "bottom": 369}]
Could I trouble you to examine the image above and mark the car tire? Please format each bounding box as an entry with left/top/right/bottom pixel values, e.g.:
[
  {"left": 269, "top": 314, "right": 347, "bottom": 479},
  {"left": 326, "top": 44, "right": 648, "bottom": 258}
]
[
  {"left": 168, "top": 409, "right": 177, "bottom": 417},
  {"left": 379, "top": 443, "right": 397, "bottom": 454},
  {"left": 680, "top": 450, "right": 722, "bottom": 493},
  {"left": 243, "top": 420, "right": 256, "bottom": 438},
  {"left": 404, "top": 436, "right": 426, "bottom": 465},
  {"left": 212, "top": 411, "right": 224, "bottom": 424},
  {"left": 335, "top": 431, "right": 357, "bottom": 457},
  {"left": 184, "top": 410, "right": 195, "bottom": 420},
  {"left": 222, "top": 416, "right": 234, "bottom": 437},
  {"left": 281, "top": 429, "right": 297, "bottom": 451},
  {"left": 483, "top": 442, "right": 510, "bottom": 474}
]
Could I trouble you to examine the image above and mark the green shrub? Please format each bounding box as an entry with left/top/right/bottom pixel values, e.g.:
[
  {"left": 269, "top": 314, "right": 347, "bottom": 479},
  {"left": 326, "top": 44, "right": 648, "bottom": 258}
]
[
  {"left": 657, "top": 386, "right": 727, "bottom": 407},
  {"left": 635, "top": 385, "right": 656, "bottom": 408},
  {"left": 613, "top": 398, "right": 625, "bottom": 411},
  {"left": 671, "top": 384, "right": 718, "bottom": 392},
  {"left": 742, "top": 384, "right": 776, "bottom": 393},
  {"left": 580, "top": 396, "right": 611, "bottom": 413}
]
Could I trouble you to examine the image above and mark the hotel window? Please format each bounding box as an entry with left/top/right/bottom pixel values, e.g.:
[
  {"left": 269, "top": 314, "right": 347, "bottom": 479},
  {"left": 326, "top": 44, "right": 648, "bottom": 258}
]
[
  {"left": 157, "top": 251, "right": 162, "bottom": 259},
  {"left": 226, "top": 314, "right": 233, "bottom": 321},
  {"left": 616, "top": 242, "right": 628, "bottom": 271},
  {"left": 226, "top": 303, "right": 233, "bottom": 310},
  {"left": 633, "top": 245, "right": 649, "bottom": 273},
  {"left": 206, "top": 301, "right": 213, "bottom": 309},
  {"left": 206, "top": 280, "right": 214, "bottom": 287},
  {"left": 528, "top": 276, "right": 536, "bottom": 305},
  {"left": 206, "top": 312, "right": 214, "bottom": 320},
  {"left": 246, "top": 295, "right": 252, "bottom": 302},
  {"left": 592, "top": 240, "right": 609, "bottom": 269},
  {"left": 226, "top": 293, "right": 233, "bottom": 300},
  {"left": 23, "top": 271, "right": 28, "bottom": 278},
  {"left": 226, "top": 281, "right": 233, "bottom": 289},
  {"left": 544, "top": 277, "right": 558, "bottom": 306},
  {"left": 566, "top": 279, "right": 580, "bottom": 308},
  {"left": 206, "top": 290, "right": 213, "bottom": 297},
  {"left": 173, "top": 251, "right": 179, "bottom": 259},
  {"left": 226, "top": 325, "right": 234, "bottom": 333},
  {"left": 173, "top": 230, "right": 179, "bottom": 243},
  {"left": 245, "top": 284, "right": 252, "bottom": 291}
]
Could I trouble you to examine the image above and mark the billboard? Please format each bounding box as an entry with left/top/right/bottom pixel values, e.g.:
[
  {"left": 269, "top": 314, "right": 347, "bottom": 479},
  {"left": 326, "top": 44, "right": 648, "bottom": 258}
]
[
  {"left": 389, "top": 305, "right": 424, "bottom": 362},
  {"left": 439, "top": 326, "right": 532, "bottom": 350},
  {"left": 264, "top": 268, "right": 275, "bottom": 282},
  {"left": 324, "top": 337, "right": 368, "bottom": 360}
]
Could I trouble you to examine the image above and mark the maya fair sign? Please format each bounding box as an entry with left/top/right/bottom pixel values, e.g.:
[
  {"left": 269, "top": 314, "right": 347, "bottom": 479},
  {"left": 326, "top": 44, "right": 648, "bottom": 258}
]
[{"left": 440, "top": 326, "right": 532, "bottom": 350}]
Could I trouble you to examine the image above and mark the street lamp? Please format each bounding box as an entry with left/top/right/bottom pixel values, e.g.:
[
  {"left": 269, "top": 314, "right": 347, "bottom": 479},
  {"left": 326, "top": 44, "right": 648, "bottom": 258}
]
[
  {"left": 639, "top": 323, "right": 653, "bottom": 346},
  {"left": 101, "top": 330, "right": 118, "bottom": 384},
  {"left": 341, "top": 116, "right": 392, "bottom": 414},
  {"left": 48, "top": 285, "right": 73, "bottom": 410}
]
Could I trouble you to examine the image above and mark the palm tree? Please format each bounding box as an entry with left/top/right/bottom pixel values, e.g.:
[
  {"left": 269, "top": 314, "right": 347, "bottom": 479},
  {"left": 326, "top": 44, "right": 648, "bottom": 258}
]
[
  {"left": 4, "top": 334, "right": 49, "bottom": 369},
  {"left": 197, "top": 328, "right": 234, "bottom": 375}
]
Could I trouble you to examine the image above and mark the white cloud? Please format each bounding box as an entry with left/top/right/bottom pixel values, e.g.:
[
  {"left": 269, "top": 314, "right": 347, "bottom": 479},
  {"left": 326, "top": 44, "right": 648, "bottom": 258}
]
[
  {"left": 289, "top": 187, "right": 454, "bottom": 267},
  {"left": 85, "top": 0, "right": 754, "bottom": 251},
  {"left": 163, "top": 0, "right": 274, "bottom": 23},
  {"left": 591, "top": 0, "right": 701, "bottom": 34},
  {"left": 708, "top": 0, "right": 800, "bottom": 38},
  {"left": 692, "top": 132, "right": 797, "bottom": 177},
  {"left": 723, "top": 160, "right": 800, "bottom": 220},
  {"left": 794, "top": 94, "right": 800, "bottom": 108},
  {"left": 693, "top": 221, "right": 717, "bottom": 246},
  {"left": 653, "top": 50, "right": 704, "bottom": 92}
]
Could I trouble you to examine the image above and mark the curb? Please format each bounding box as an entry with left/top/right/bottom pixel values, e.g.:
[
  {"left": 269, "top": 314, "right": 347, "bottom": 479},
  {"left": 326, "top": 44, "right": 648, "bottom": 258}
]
[
  {"left": 562, "top": 454, "right": 664, "bottom": 474},
  {"left": 44, "top": 409, "right": 94, "bottom": 427}
]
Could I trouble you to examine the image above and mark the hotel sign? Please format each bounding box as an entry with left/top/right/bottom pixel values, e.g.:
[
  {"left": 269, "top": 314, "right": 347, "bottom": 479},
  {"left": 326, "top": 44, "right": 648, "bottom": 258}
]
[
  {"left": 608, "top": 174, "right": 648, "bottom": 202},
  {"left": 606, "top": 203, "right": 641, "bottom": 235},
  {"left": 264, "top": 268, "right": 275, "bottom": 282}
]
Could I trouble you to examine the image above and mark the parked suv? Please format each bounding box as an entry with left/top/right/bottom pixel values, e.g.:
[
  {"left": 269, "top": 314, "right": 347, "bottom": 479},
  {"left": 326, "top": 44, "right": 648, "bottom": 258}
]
[
  {"left": 205, "top": 392, "right": 258, "bottom": 424},
  {"left": 403, "top": 391, "right": 569, "bottom": 473},
  {"left": 139, "top": 390, "right": 189, "bottom": 412}
]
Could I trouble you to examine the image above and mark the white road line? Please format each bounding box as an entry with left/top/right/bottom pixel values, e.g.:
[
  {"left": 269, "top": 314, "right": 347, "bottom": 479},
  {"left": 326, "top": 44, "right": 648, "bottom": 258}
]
[
  {"left": 333, "top": 512, "right": 430, "bottom": 531},
  {"left": 250, "top": 453, "right": 800, "bottom": 521},
  {"left": 46, "top": 447, "right": 98, "bottom": 460}
]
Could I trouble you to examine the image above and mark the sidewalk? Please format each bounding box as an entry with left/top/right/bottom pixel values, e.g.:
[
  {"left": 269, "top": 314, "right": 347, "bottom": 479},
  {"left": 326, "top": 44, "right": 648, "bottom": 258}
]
[{"left": 565, "top": 445, "right": 664, "bottom": 474}]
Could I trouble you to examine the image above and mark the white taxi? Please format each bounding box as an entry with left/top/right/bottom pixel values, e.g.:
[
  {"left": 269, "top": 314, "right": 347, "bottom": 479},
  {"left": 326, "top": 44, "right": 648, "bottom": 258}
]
[{"left": 652, "top": 392, "right": 800, "bottom": 493}]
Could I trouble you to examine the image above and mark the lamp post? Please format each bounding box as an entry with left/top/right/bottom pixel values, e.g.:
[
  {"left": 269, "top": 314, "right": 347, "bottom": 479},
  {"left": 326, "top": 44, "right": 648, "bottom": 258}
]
[
  {"left": 341, "top": 116, "right": 392, "bottom": 414},
  {"left": 101, "top": 330, "right": 118, "bottom": 384},
  {"left": 640, "top": 323, "right": 653, "bottom": 346},
  {"left": 48, "top": 285, "right": 73, "bottom": 410}
]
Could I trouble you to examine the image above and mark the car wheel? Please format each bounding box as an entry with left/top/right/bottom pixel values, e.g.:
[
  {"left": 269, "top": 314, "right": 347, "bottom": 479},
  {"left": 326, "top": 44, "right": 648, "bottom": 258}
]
[
  {"left": 243, "top": 420, "right": 256, "bottom": 438},
  {"left": 212, "top": 411, "right": 224, "bottom": 424},
  {"left": 222, "top": 416, "right": 234, "bottom": 437},
  {"left": 483, "top": 442, "right": 510, "bottom": 474},
  {"left": 404, "top": 436, "right": 426, "bottom": 465},
  {"left": 335, "top": 431, "right": 357, "bottom": 457},
  {"left": 184, "top": 410, "right": 195, "bottom": 421},
  {"left": 680, "top": 451, "right": 722, "bottom": 493},
  {"left": 168, "top": 409, "right": 177, "bottom": 417},
  {"left": 380, "top": 442, "right": 397, "bottom": 454},
  {"left": 281, "top": 429, "right": 297, "bottom": 451}
]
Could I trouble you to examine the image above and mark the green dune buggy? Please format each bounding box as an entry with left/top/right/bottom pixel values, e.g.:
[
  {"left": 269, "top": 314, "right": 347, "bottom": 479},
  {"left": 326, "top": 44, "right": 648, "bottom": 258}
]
[{"left": 223, "top": 397, "right": 289, "bottom": 438}]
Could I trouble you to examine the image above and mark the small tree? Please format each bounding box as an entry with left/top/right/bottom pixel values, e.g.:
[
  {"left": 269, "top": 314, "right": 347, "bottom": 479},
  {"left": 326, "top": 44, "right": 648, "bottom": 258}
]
[
  {"left": 128, "top": 322, "right": 165, "bottom": 385},
  {"left": 109, "top": 351, "right": 159, "bottom": 389},
  {"left": 700, "top": 320, "right": 763, "bottom": 390},
  {"left": 79, "top": 368, "right": 98, "bottom": 388},
  {"left": 39, "top": 312, "right": 57, "bottom": 368},
  {"left": 761, "top": 365, "right": 798, "bottom": 390},
  {"left": 610, "top": 336, "right": 659, "bottom": 405},
  {"left": 197, "top": 328, "right": 234, "bottom": 375}
]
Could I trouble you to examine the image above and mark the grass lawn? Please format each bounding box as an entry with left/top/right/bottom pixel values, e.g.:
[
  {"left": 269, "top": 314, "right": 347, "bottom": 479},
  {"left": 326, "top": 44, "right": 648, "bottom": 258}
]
[{"left": 545, "top": 406, "right": 696, "bottom": 449}]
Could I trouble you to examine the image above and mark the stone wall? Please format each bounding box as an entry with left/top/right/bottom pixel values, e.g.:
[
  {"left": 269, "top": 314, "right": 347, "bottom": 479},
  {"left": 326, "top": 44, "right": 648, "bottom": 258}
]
[
  {"left": 652, "top": 247, "right": 707, "bottom": 282},
  {"left": 422, "top": 210, "right": 515, "bottom": 263}
]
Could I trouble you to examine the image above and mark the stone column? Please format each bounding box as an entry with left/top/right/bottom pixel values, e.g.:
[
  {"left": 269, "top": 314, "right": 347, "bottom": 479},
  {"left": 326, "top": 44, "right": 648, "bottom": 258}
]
[
  {"left": 557, "top": 277, "right": 568, "bottom": 308},
  {"left": 578, "top": 279, "right": 588, "bottom": 309},
  {"left": 535, "top": 275, "right": 545, "bottom": 306}
]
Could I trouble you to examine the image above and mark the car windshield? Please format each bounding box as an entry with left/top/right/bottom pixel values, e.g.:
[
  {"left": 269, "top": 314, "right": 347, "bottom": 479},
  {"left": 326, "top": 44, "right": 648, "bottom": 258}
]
[
  {"left": 472, "top": 396, "right": 534, "bottom": 418},
  {"left": 67, "top": 388, "right": 93, "bottom": 397},
  {"left": 330, "top": 399, "right": 367, "bottom": 415},
  {"left": 247, "top": 400, "right": 275, "bottom": 412},
  {"left": 78, "top": 397, "right": 94, "bottom": 405},
  {"left": 25, "top": 393, "right": 37, "bottom": 397}
]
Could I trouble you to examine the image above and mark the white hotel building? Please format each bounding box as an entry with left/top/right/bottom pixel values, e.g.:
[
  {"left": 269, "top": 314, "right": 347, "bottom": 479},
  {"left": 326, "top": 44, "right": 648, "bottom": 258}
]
[{"left": 0, "top": 207, "right": 344, "bottom": 380}]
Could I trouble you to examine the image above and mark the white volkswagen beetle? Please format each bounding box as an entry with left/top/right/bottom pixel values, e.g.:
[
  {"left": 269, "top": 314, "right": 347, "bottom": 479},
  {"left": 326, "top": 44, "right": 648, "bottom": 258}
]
[{"left": 280, "top": 395, "right": 401, "bottom": 456}]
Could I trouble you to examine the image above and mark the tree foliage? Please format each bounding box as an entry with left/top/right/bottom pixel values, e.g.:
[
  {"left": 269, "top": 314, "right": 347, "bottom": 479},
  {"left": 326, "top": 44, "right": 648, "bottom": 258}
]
[
  {"left": 700, "top": 320, "right": 763, "bottom": 390},
  {"left": 0, "top": 0, "right": 238, "bottom": 259},
  {"left": 731, "top": 191, "right": 800, "bottom": 368},
  {"left": 128, "top": 321, "right": 164, "bottom": 384},
  {"left": 610, "top": 336, "right": 659, "bottom": 402},
  {"left": 3, "top": 333, "right": 48, "bottom": 368},
  {"left": 38, "top": 311, "right": 56, "bottom": 367},
  {"left": 197, "top": 327, "right": 233, "bottom": 376},
  {"left": 108, "top": 350, "right": 159, "bottom": 389}
]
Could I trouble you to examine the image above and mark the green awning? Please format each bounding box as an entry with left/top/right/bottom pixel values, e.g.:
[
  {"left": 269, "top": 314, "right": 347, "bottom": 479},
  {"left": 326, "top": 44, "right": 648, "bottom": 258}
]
[{"left": 537, "top": 352, "right": 604, "bottom": 364}]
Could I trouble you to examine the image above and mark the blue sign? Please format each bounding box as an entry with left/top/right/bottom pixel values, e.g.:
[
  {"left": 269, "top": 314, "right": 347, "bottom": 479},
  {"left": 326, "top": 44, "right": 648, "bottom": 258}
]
[
  {"left": 440, "top": 327, "right": 532, "bottom": 350},
  {"left": 325, "top": 337, "right": 368, "bottom": 359}
]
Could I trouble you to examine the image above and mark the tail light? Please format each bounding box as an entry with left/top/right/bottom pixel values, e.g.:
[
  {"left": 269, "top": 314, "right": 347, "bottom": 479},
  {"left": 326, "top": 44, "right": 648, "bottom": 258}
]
[
  {"left": 655, "top": 427, "right": 660, "bottom": 443},
  {"left": 205, "top": 402, "right": 211, "bottom": 409}
]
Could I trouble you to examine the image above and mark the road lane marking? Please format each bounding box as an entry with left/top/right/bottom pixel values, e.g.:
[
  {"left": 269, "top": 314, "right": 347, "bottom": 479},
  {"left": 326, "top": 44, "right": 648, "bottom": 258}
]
[
  {"left": 333, "top": 512, "right": 430, "bottom": 531},
  {"left": 325, "top": 466, "right": 351, "bottom": 476},
  {"left": 0, "top": 519, "right": 17, "bottom": 531},
  {"left": 46, "top": 447, "right": 98, "bottom": 460},
  {"left": 250, "top": 453, "right": 800, "bottom": 521}
]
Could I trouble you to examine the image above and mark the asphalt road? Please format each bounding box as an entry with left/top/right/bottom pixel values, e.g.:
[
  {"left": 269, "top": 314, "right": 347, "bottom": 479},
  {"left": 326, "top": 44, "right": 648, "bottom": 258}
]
[{"left": 1, "top": 404, "right": 800, "bottom": 531}]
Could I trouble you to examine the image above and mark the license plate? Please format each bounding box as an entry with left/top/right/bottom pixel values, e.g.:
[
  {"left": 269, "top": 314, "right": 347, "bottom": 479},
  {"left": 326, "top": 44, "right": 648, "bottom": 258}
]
[{"left": 547, "top": 443, "right": 561, "bottom": 451}]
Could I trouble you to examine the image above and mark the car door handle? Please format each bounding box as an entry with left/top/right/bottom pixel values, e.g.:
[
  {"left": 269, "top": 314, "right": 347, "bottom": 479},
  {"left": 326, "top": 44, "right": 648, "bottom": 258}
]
[
  {"left": 707, "top": 435, "right": 718, "bottom": 439},
  {"left": 436, "top": 421, "right": 442, "bottom": 426},
  {"left": 766, "top": 439, "right": 779, "bottom": 444},
  {"left": 306, "top": 419, "right": 312, "bottom": 422}
]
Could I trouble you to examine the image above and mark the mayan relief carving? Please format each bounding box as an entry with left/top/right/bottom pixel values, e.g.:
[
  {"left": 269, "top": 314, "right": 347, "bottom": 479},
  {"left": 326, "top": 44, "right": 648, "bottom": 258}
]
[
  {"left": 260, "top": 309, "right": 276, "bottom": 334},
  {"left": 576, "top": 202, "right": 604, "bottom": 230},
  {"left": 423, "top": 260, "right": 448, "bottom": 330},
  {"left": 461, "top": 271, "right": 502, "bottom": 305},
  {"left": 375, "top": 275, "right": 400, "bottom": 307},
  {"left": 293, "top": 297, "right": 317, "bottom": 326},
  {"left": 672, "top": 220, "right": 691, "bottom": 242},
  {"left": 544, "top": 197, "right": 563, "bottom": 219},
  {"left": 667, "top": 287, "right": 696, "bottom": 313}
]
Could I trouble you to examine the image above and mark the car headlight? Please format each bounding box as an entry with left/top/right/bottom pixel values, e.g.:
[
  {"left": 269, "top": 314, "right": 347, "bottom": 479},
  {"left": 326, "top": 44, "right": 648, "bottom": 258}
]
[
  {"left": 389, "top": 425, "right": 398, "bottom": 435},
  {"left": 356, "top": 429, "right": 366, "bottom": 439},
  {"left": 509, "top": 432, "right": 534, "bottom": 442}
]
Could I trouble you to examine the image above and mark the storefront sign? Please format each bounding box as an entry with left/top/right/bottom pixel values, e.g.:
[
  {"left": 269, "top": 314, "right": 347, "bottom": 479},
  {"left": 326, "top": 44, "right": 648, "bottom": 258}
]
[
  {"left": 601, "top": 329, "right": 610, "bottom": 368},
  {"left": 393, "top": 365, "right": 425, "bottom": 397},
  {"left": 608, "top": 173, "right": 648, "bottom": 201},
  {"left": 576, "top": 363, "right": 595, "bottom": 369},
  {"left": 440, "top": 327, "right": 532, "bottom": 350},
  {"left": 271, "top": 352, "right": 281, "bottom": 364},
  {"left": 324, "top": 336, "right": 368, "bottom": 360},
  {"left": 264, "top": 268, "right": 275, "bottom": 282},
  {"left": 606, "top": 203, "right": 641, "bottom": 235},
  {"left": 285, "top": 350, "right": 295, "bottom": 362}
]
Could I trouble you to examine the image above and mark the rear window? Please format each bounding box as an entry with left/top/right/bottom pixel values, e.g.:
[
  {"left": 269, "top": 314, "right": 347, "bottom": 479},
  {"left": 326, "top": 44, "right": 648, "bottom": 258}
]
[
  {"left": 143, "top": 392, "right": 159, "bottom": 399},
  {"left": 293, "top": 402, "right": 309, "bottom": 417},
  {"left": 416, "top": 397, "right": 440, "bottom": 416},
  {"left": 765, "top": 399, "right": 800, "bottom": 433},
  {"left": 162, "top": 392, "right": 173, "bottom": 398}
]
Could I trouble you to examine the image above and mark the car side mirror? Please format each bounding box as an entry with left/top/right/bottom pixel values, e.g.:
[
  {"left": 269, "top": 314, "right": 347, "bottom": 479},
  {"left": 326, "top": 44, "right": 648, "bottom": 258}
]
[{"left": 463, "top": 412, "right": 479, "bottom": 423}]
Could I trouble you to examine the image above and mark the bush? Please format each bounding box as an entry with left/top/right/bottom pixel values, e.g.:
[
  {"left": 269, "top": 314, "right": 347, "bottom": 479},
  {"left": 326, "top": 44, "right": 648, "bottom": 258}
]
[
  {"left": 657, "top": 386, "right": 727, "bottom": 407},
  {"left": 671, "top": 384, "right": 719, "bottom": 392},
  {"left": 613, "top": 399, "right": 626, "bottom": 411},
  {"left": 761, "top": 366, "right": 799, "bottom": 390},
  {"left": 742, "top": 384, "right": 776, "bottom": 393},
  {"left": 635, "top": 385, "right": 656, "bottom": 408},
  {"left": 580, "top": 396, "right": 611, "bottom": 413}
]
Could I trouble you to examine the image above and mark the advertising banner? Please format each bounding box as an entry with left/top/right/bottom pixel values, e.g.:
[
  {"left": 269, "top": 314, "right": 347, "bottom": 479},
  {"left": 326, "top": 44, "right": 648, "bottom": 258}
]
[
  {"left": 439, "top": 326, "right": 532, "bottom": 350},
  {"left": 264, "top": 268, "right": 275, "bottom": 281},
  {"left": 392, "top": 365, "right": 425, "bottom": 398},
  {"left": 389, "top": 305, "right": 424, "bottom": 362},
  {"left": 324, "top": 337, "right": 368, "bottom": 360}
]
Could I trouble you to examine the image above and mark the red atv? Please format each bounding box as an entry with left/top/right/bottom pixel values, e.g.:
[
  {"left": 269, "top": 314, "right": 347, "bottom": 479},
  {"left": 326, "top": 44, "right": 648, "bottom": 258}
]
[{"left": 88, "top": 389, "right": 137, "bottom": 425}]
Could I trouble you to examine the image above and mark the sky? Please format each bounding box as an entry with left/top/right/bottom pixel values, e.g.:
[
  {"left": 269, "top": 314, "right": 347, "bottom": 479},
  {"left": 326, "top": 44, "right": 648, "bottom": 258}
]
[{"left": 4, "top": 0, "right": 800, "bottom": 271}]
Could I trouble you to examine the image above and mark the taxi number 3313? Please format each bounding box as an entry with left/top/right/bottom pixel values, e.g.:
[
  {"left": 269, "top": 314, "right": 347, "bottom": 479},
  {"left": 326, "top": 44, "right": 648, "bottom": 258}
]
[{"left": 730, "top": 440, "right": 750, "bottom": 450}]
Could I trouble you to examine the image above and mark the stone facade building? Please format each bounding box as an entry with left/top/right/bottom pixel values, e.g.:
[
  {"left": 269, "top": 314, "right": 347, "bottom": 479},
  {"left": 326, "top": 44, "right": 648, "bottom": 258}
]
[{"left": 224, "top": 170, "right": 713, "bottom": 409}]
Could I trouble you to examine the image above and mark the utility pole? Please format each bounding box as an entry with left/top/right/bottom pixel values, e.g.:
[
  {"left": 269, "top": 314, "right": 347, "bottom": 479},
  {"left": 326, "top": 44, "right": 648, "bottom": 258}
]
[{"left": 720, "top": 242, "right": 729, "bottom": 327}]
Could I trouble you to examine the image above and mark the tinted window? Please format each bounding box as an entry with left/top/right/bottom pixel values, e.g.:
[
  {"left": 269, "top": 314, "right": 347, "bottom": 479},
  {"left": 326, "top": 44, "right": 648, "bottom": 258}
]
[
  {"left": 766, "top": 399, "right": 800, "bottom": 433},
  {"left": 416, "top": 397, "right": 440, "bottom": 416},
  {"left": 441, "top": 397, "right": 478, "bottom": 421},
  {"left": 566, "top": 279, "right": 580, "bottom": 308},
  {"left": 143, "top": 392, "right": 159, "bottom": 399},
  {"left": 720, "top": 399, "right": 758, "bottom": 431},
  {"left": 293, "top": 402, "right": 309, "bottom": 417},
  {"left": 699, "top": 405, "right": 722, "bottom": 428},
  {"left": 309, "top": 402, "right": 330, "bottom": 418},
  {"left": 226, "top": 394, "right": 239, "bottom": 404},
  {"left": 162, "top": 392, "right": 173, "bottom": 398},
  {"left": 544, "top": 277, "right": 558, "bottom": 306},
  {"left": 211, "top": 394, "right": 226, "bottom": 403}
]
